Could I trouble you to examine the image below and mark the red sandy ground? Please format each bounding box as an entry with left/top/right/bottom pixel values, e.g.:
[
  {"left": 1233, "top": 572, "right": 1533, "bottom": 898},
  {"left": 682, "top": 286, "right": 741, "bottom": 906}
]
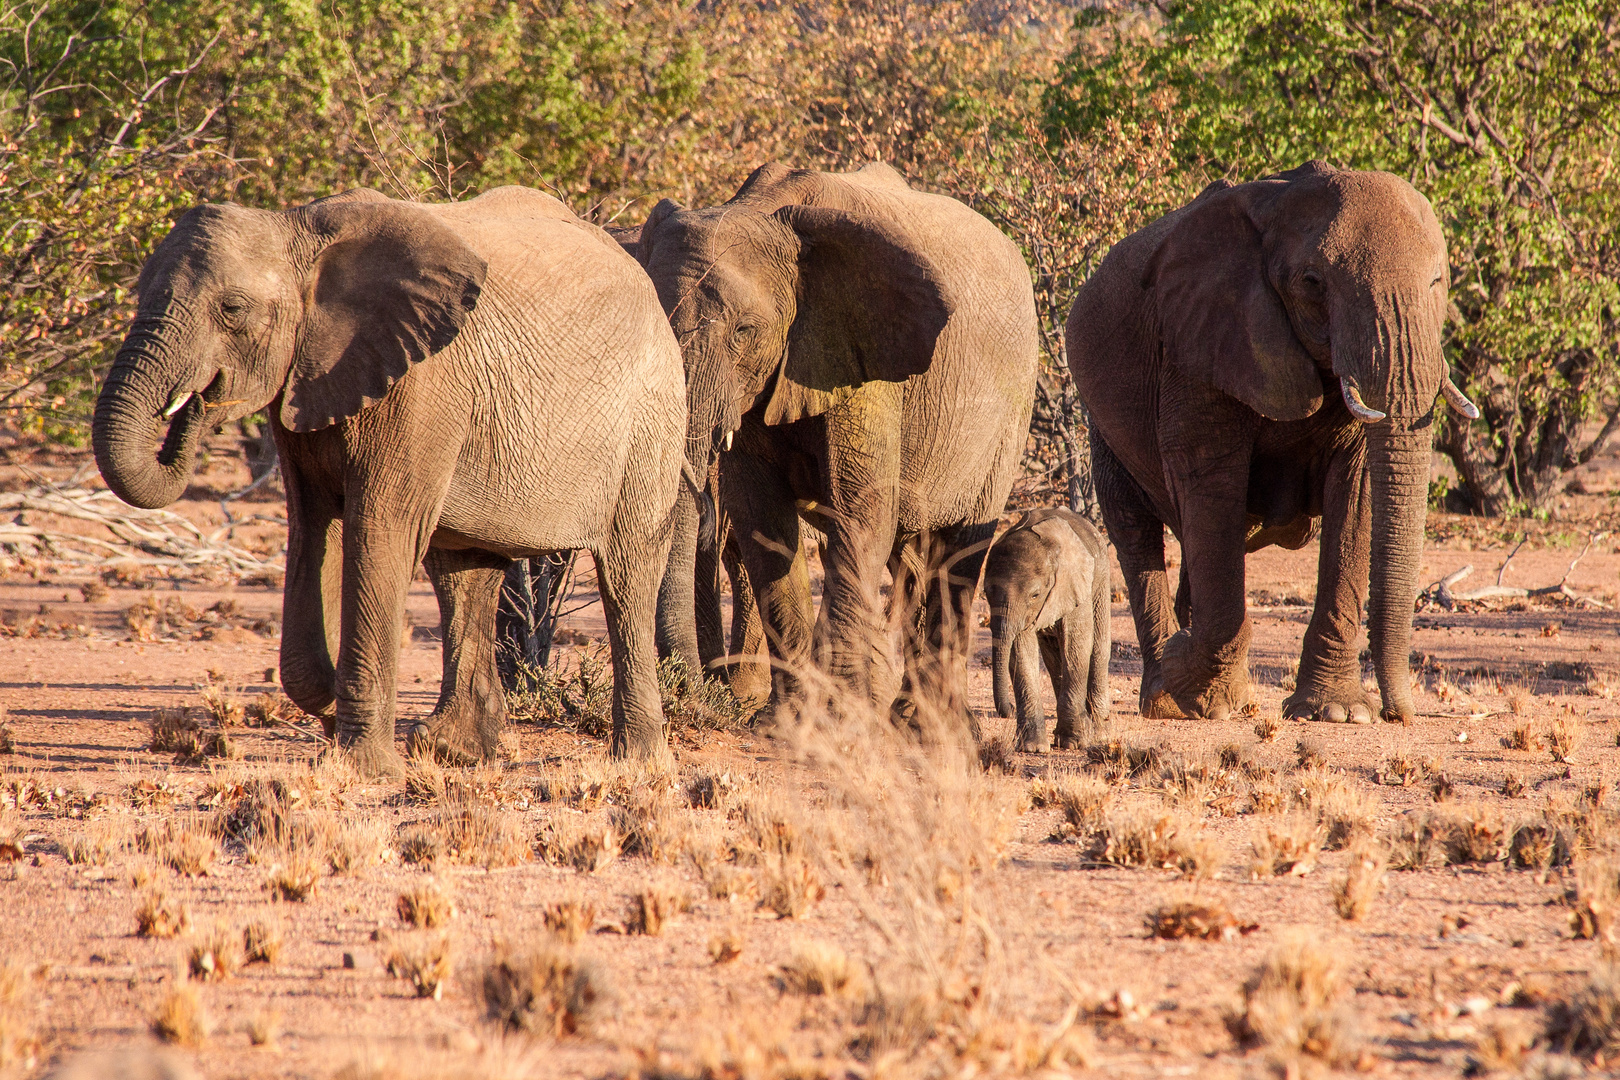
[{"left": 2, "top": 432, "right": 1619, "bottom": 1079}]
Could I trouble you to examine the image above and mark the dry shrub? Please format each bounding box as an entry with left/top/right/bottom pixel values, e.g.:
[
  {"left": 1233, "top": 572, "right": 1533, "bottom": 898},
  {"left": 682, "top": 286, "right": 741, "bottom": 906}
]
[
  {"left": 1332, "top": 843, "right": 1387, "bottom": 921},
  {"left": 247, "top": 1009, "right": 281, "bottom": 1048},
  {"left": 1295, "top": 739, "right": 1326, "bottom": 771},
  {"left": 1237, "top": 928, "right": 1359, "bottom": 1066},
  {"left": 537, "top": 816, "right": 620, "bottom": 873},
  {"left": 1509, "top": 817, "right": 1576, "bottom": 871},
  {"left": 1247, "top": 775, "right": 1294, "bottom": 815},
  {"left": 1158, "top": 753, "right": 1244, "bottom": 814},
  {"left": 398, "top": 879, "right": 456, "bottom": 929},
  {"left": 482, "top": 940, "right": 610, "bottom": 1036},
  {"left": 385, "top": 933, "right": 453, "bottom": 1000},
  {"left": 263, "top": 849, "right": 322, "bottom": 902},
  {"left": 630, "top": 883, "right": 691, "bottom": 936},
  {"left": 135, "top": 886, "right": 191, "bottom": 938},
  {"left": 186, "top": 921, "right": 242, "bottom": 982},
  {"left": 1249, "top": 815, "right": 1323, "bottom": 878},
  {"left": 1298, "top": 771, "right": 1378, "bottom": 850},
  {"left": 328, "top": 817, "right": 391, "bottom": 875},
  {"left": 543, "top": 898, "right": 596, "bottom": 944},
  {"left": 537, "top": 755, "right": 666, "bottom": 811},
  {"left": 1255, "top": 715, "right": 1281, "bottom": 742},
  {"left": 242, "top": 917, "right": 283, "bottom": 965},
  {"left": 1502, "top": 773, "right": 1528, "bottom": 798},
  {"left": 610, "top": 788, "right": 686, "bottom": 862},
  {"left": 138, "top": 815, "right": 218, "bottom": 877},
  {"left": 1435, "top": 804, "right": 1509, "bottom": 865},
  {"left": 780, "top": 940, "right": 868, "bottom": 998},
  {"left": 1505, "top": 723, "right": 1543, "bottom": 751},
  {"left": 977, "top": 734, "right": 1014, "bottom": 775},
  {"left": 148, "top": 708, "right": 201, "bottom": 755},
  {"left": 245, "top": 692, "right": 298, "bottom": 727},
  {"left": 1084, "top": 739, "right": 1161, "bottom": 783},
  {"left": 1145, "top": 900, "right": 1256, "bottom": 941},
  {"left": 399, "top": 828, "right": 441, "bottom": 867},
  {"left": 757, "top": 851, "right": 827, "bottom": 919},
  {"left": 695, "top": 856, "right": 757, "bottom": 904},
  {"left": 1376, "top": 751, "right": 1426, "bottom": 787},
  {"left": 1470, "top": 1014, "right": 1537, "bottom": 1073},
  {"left": 708, "top": 928, "right": 744, "bottom": 965},
  {"left": 1089, "top": 805, "right": 1224, "bottom": 879},
  {"left": 150, "top": 983, "right": 208, "bottom": 1047}
]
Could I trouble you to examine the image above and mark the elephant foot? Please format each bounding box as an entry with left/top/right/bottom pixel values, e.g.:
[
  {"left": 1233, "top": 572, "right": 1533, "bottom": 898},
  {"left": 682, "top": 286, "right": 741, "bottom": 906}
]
[
  {"left": 1160, "top": 629, "right": 1251, "bottom": 721},
  {"left": 343, "top": 738, "right": 407, "bottom": 780},
  {"left": 405, "top": 715, "right": 491, "bottom": 766},
  {"left": 1137, "top": 669, "right": 1186, "bottom": 719},
  {"left": 1283, "top": 682, "right": 1375, "bottom": 725}
]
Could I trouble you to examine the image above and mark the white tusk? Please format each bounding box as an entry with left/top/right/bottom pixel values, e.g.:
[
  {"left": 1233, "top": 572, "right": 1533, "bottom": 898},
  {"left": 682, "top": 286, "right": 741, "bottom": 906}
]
[
  {"left": 723, "top": 430, "right": 734, "bottom": 451},
  {"left": 162, "top": 391, "right": 194, "bottom": 419},
  {"left": 1340, "top": 378, "right": 1386, "bottom": 423},
  {"left": 1441, "top": 376, "right": 1480, "bottom": 420}
]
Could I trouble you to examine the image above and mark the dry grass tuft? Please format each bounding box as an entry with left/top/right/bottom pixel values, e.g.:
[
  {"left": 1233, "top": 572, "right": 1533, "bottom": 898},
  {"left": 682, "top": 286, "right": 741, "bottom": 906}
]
[
  {"left": 245, "top": 692, "right": 298, "bottom": 727},
  {"left": 199, "top": 683, "right": 244, "bottom": 727},
  {"left": 1470, "top": 1014, "right": 1536, "bottom": 1073},
  {"left": 398, "top": 827, "right": 441, "bottom": 867},
  {"left": 1568, "top": 855, "right": 1620, "bottom": 946},
  {"left": 242, "top": 917, "right": 283, "bottom": 965},
  {"left": 385, "top": 932, "right": 453, "bottom": 1000},
  {"left": 1294, "top": 739, "right": 1326, "bottom": 770},
  {"left": 1332, "top": 842, "right": 1387, "bottom": 921},
  {"left": 610, "top": 788, "right": 686, "bottom": 862},
  {"left": 186, "top": 921, "right": 242, "bottom": 982},
  {"left": 247, "top": 1008, "right": 281, "bottom": 1048},
  {"left": 629, "top": 883, "right": 691, "bottom": 935},
  {"left": 134, "top": 886, "right": 191, "bottom": 938},
  {"left": 1504, "top": 723, "right": 1542, "bottom": 751},
  {"left": 977, "top": 734, "right": 1014, "bottom": 775},
  {"left": 1548, "top": 714, "right": 1583, "bottom": 764},
  {"left": 1249, "top": 815, "right": 1324, "bottom": 878},
  {"left": 1376, "top": 751, "right": 1427, "bottom": 787},
  {"left": 1236, "top": 928, "right": 1358, "bottom": 1066},
  {"left": 482, "top": 940, "right": 610, "bottom": 1036},
  {"left": 263, "top": 849, "right": 322, "bottom": 902},
  {"left": 138, "top": 815, "right": 219, "bottom": 877},
  {"left": 148, "top": 707, "right": 202, "bottom": 755},
  {"left": 1032, "top": 770, "right": 1112, "bottom": 836},
  {"left": 755, "top": 852, "right": 826, "bottom": 919},
  {"left": 542, "top": 898, "right": 596, "bottom": 944},
  {"left": 397, "top": 879, "right": 456, "bottom": 929},
  {"left": 1084, "top": 739, "right": 1161, "bottom": 783},
  {"left": 1545, "top": 963, "right": 1620, "bottom": 1059},
  {"left": 433, "top": 792, "right": 531, "bottom": 868},
  {"left": 150, "top": 982, "right": 208, "bottom": 1047},
  {"left": 1502, "top": 773, "right": 1528, "bottom": 798},
  {"left": 537, "top": 816, "right": 621, "bottom": 873},
  {"left": 779, "top": 940, "right": 868, "bottom": 998},
  {"left": 1089, "top": 805, "right": 1224, "bottom": 879},
  {"left": 0, "top": 960, "right": 40, "bottom": 1068},
  {"left": 707, "top": 927, "right": 744, "bottom": 965},
  {"left": 1298, "top": 771, "right": 1379, "bottom": 850},
  {"left": 62, "top": 816, "right": 128, "bottom": 866},
  {"left": 328, "top": 818, "right": 391, "bottom": 875},
  {"left": 1254, "top": 715, "right": 1280, "bottom": 743},
  {"left": 1144, "top": 899, "right": 1256, "bottom": 941}
]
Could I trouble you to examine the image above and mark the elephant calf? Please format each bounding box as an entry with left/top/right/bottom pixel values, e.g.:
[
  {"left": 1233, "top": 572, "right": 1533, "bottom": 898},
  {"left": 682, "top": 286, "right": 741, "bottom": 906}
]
[{"left": 985, "top": 509, "right": 1111, "bottom": 752}]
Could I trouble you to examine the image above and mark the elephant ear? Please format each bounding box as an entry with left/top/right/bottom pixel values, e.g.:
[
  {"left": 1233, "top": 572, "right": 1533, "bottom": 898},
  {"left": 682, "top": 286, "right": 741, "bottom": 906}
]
[
  {"left": 763, "top": 206, "right": 953, "bottom": 426},
  {"left": 282, "top": 201, "right": 486, "bottom": 432},
  {"left": 1143, "top": 184, "right": 1323, "bottom": 421},
  {"left": 1030, "top": 515, "right": 1089, "bottom": 631}
]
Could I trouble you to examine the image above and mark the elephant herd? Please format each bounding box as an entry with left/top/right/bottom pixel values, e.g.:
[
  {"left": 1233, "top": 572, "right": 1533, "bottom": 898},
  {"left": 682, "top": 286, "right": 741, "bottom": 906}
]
[{"left": 91, "top": 158, "right": 1479, "bottom": 777}]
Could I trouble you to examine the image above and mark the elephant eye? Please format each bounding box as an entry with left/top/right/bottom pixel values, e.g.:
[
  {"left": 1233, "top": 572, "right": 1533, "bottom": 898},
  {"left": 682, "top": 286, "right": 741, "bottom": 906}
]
[{"left": 1299, "top": 270, "right": 1324, "bottom": 291}]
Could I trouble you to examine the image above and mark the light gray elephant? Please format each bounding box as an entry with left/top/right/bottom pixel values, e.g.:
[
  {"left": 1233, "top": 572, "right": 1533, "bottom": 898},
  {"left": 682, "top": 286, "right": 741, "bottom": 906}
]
[
  {"left": 632, "top": 162, "right": 1040, "bottom": 723},
  {"left": 984, "top": 508, "right": 1112, "bottom": 752},
  {"left": 92, "top": 186, "right": 687, "bottom": 775}
]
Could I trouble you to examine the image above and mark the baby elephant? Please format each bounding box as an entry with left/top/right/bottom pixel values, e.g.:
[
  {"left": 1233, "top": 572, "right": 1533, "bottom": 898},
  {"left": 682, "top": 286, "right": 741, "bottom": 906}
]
[{"left": 985, "top": 509, "right": 1112, "bottom": 751}]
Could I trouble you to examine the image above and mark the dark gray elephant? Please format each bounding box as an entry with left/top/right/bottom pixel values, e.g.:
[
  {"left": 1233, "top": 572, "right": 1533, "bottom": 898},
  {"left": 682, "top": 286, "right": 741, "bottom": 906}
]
[
  {"left": 1068, "top": 162, "right": 1478, "bottom": 725},
  {"left": 984, "top": 508, "right": 1112, "bottom": 752},
  {"left": 93, "top": 186, "right": 686, "bottom": 775},
  {"left": 630, "top": 162, "right": 1039, "bottom": 722}
]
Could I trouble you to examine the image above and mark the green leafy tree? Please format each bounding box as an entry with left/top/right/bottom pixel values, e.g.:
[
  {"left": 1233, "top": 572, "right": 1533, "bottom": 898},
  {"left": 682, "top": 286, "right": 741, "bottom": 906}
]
[{"left": 1047, "top": 0, "right": 1620, "bottom": 515}]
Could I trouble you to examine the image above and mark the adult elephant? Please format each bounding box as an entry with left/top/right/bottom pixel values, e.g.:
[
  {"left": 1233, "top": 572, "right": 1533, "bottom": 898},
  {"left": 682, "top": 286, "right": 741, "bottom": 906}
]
[
  {"left": 1068, "top": 161, "right": 1477, "bottom": 725},
  {"left": 636, "top": 162, "right": 1038, "bottom": 720},
  {"left": 93, "top": 186, "right": 686, "bottom": 775}
]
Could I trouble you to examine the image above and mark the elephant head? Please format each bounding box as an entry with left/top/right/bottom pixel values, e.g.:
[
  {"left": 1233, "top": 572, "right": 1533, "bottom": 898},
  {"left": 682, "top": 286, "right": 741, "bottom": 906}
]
[
  {"left": 1142, "top": 161, "right": 1474, "bottom": 722},
  {"left": 984, "top": 517, "right": 1087, "bottom": 720},
  {"left": 94, "top": 190, "right": 485, "bottom": 509},
  {"left": 633, "top": 169, "right": 954, "bottom": 671}
]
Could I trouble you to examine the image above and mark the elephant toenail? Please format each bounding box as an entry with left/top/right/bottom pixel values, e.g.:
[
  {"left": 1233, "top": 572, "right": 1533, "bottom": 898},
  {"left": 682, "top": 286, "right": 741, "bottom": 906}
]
[
  {"left": 1322, "top": 703, "right": 1348, "bottom": 723},
  {"left": 1208, "top": 706, "right": 1230, "bottom": 721},
  {"left": 1350, "top": 704, "right": 1373, "bottom": 724}
]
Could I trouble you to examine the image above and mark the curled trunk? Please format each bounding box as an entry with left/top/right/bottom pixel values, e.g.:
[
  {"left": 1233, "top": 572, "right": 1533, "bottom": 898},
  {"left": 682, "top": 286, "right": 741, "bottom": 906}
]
[
  {"left": 1365, "top": 422, "right": 1431, "bottom": 722},
  {"left": 990, "top": 611, "right": 1018, "bottom": 719},
  {"left": 92, "top": 333, "right": 206, "bottom": 509}
]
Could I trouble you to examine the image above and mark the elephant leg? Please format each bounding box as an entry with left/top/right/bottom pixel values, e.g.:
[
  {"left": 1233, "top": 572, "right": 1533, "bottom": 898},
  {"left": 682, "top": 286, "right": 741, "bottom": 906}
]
[
  {"left": 1285, "top": 441, "right": 1375, "bottom": 724},
  {"left": 694, "top": 506, "right": 727, "bottom": 678},
  {"left": 723, "top": 451, "right": 814, "bottom": 719},
  {"left": 1051, "top": 611, "right": 1093, "bottom": 750},
  {"left": 720, "top": 528, "right": 770, "bottom": 708},
  {"left": 599, "top": 530, "right": 675, "bottom": 765},
  {"left": 407, "top": 547, "right": 509, "bottom": 764},
  {"left": 896, "top": 522, "right": 994, "bottom": 729},
  {"left": 277, "top": 452, "right": 342, "bottom": 735},
  {"left": 1091, "top": 433, "right": 1180, "bottom": 718},
  {"left": 1174, "top": 561, "right": 1191, "bottom": 630},
  {"left": 333, "top": 509, "right": 422, "bottom": 779},
  {"left": 1012, "top": 628, "right": 1048, "bottom": 752},
  {"left": 655, "top": 477, "right": 704, "bottom": 674},
  {"left": 1086, "top": 562, "right": 1113, "bottom": 729},
  {"left": 1158, "top": 390, "right": 1255, "bottom": 720}
]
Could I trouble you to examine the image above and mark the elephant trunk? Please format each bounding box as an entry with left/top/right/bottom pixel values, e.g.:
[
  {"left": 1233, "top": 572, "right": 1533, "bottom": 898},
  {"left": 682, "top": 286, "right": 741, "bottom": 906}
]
[
  {"left": 92, "top": 323, "right": 207, "bottom": 510},
  {"left": 1364, "top": 419, "right": 1432, "bottom": 723},
  {"left": 989, "top": 606, "right": 1019, "bottom": 720},
  {"left": 655, "top": 407, "right": 718, "bottom": 677}
]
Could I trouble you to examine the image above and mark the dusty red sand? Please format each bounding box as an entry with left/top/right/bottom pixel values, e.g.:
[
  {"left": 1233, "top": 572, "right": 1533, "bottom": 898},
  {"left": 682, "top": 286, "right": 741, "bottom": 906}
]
[{"left": 2, "top": 433, "right": 1619, "bottom": 1078}]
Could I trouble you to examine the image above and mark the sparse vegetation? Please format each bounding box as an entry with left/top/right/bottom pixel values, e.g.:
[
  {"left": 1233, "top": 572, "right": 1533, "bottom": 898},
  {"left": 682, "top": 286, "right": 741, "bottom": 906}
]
[
  {"left": 1088, "top": 806, "right": 1224, "bottom": 880},
  {"left": 135, "top": 886, "right": 192, "bottom": 939},
  {"left": 397, "top": 880, "right": 456, "bottom": 929},
  {"left": 385, "top": 933, "right": 453, "bottom": 1001},
  {"left": 482, "top": 941, "right": 609, "bottom": 1036},
  {"left": 1235, "top": 928, "right": 1359, "bottom": 1067},
  {"left": 780, "top": 940, "right": 868, "bottom": 998},
  {"left": 543, "top": 899, "right": 596, "bottom": 944},
  {"left": 1145, "top": 900, "right": 1254, "bottom": 942},
  {"left": 186, "top": 921, "right": 242, "bottom": 982},
  {"left": 150, "top": 983, "right": 208, "bottom": 1047},
  {"left": 1332, "top": 843, "right": 1387, "bottom": 922}
]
